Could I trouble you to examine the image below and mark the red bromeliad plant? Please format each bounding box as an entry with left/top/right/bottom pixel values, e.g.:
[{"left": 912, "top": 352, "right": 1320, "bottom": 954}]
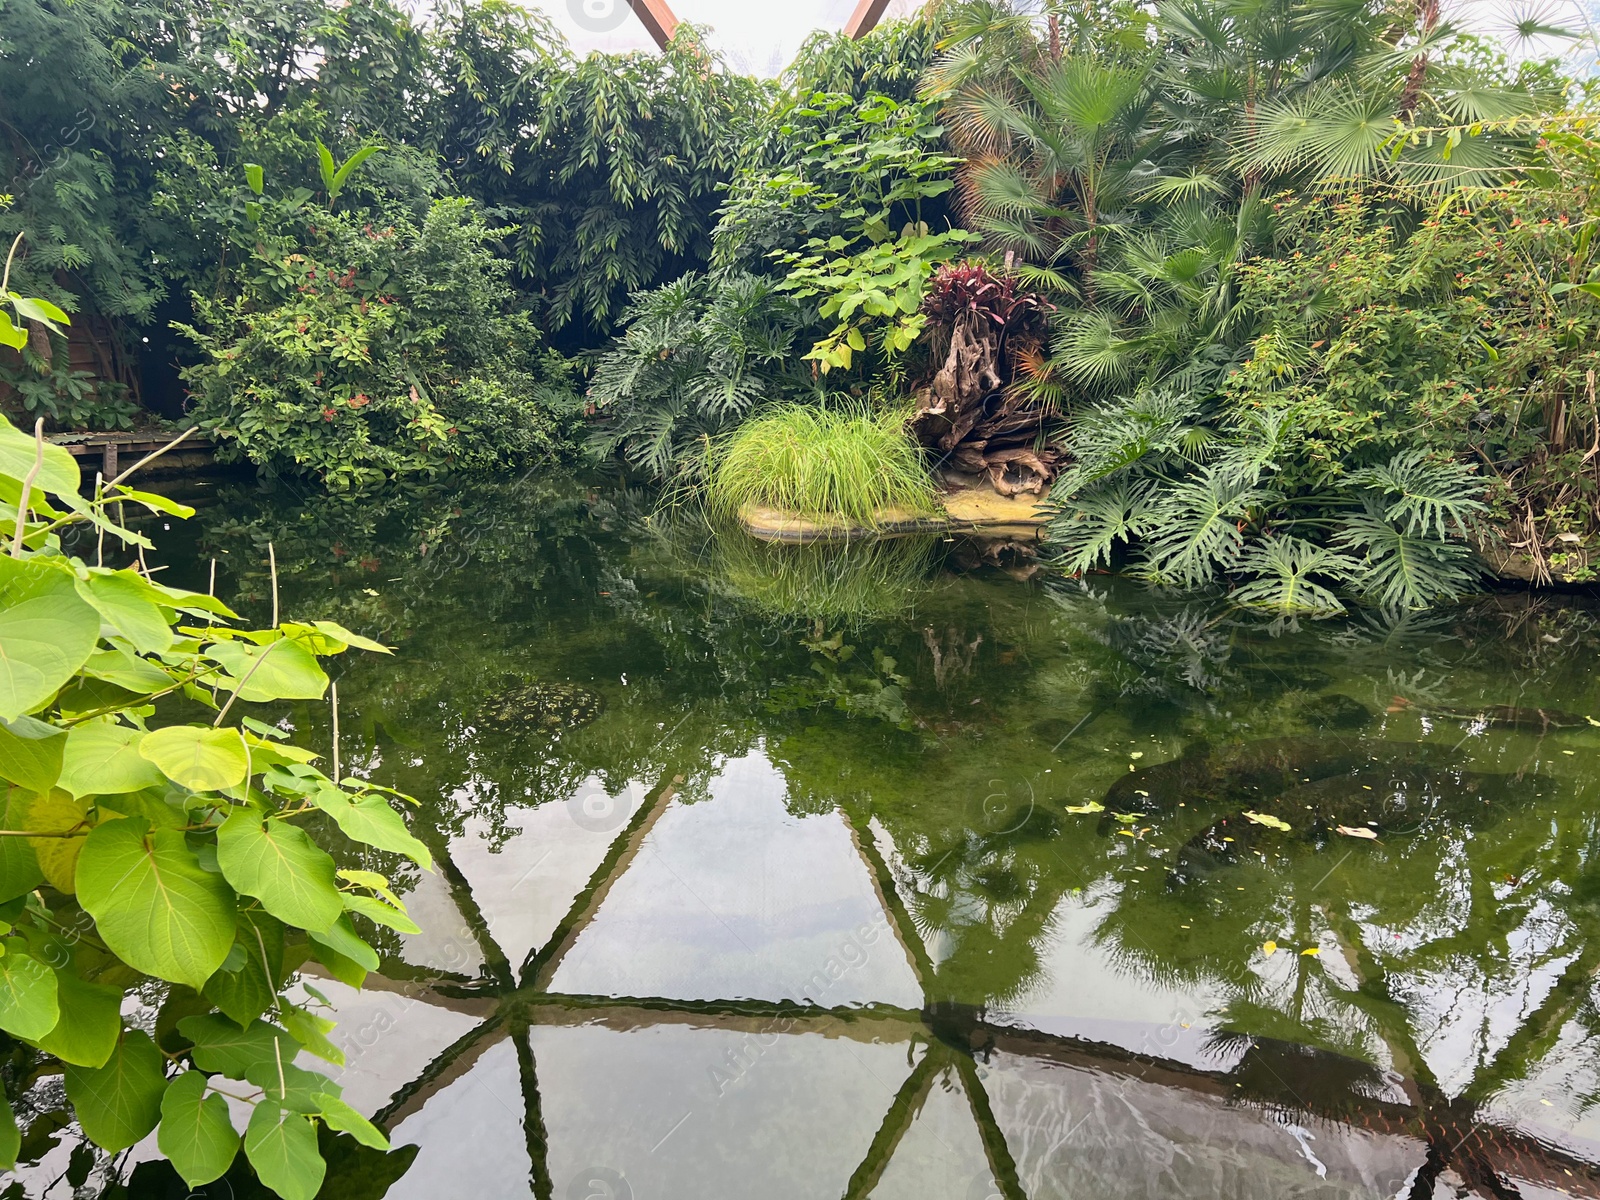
[
  {"left": 920, "top": 260, "right": 1051, "bottom": 332},
  {"left": 913, "top": 261, "right": 1062, "bottom": 496}
]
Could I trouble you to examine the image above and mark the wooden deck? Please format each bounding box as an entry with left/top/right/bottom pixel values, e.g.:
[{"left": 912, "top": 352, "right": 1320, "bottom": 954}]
[{"left": 48, "top": 430, "right": 218, "bottom": 481}]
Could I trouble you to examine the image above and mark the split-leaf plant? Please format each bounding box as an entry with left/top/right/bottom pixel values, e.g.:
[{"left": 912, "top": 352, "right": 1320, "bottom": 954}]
[{"left": 0, "top": 416, "right": 430, "bottom": 1198}]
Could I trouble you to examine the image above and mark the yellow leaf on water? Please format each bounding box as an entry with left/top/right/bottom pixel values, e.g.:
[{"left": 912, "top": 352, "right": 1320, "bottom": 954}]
[
  {"left": 1262, "top": 940, "right": 1278, "bottom": 957},
  {"left": 1243, "top": 811, "right": 1292, "bottom": 832},
  {"left": 1130, "top": 751, "right": 1144, "bottom": 760},
  {"left": 1336, "top": 825, "right": 1380, "bottom": 840},
  {"left": 1587, "top": 716, "right": 1600, "bottom": 727},
  {"left": 1301, "top": 947, "right": 1321, "bottom": 957},
  {"left": 1064, "top": 801, "right": 1105, "bottom": 814}
]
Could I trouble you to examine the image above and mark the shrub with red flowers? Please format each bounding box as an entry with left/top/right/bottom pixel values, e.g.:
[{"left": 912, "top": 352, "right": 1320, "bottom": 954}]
[{"left": 179, "top": 195, "right": 582, "bottom": 489}]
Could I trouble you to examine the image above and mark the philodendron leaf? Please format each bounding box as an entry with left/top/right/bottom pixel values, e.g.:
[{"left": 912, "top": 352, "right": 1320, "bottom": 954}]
[
  {"left": 310, "top": 787, "right": 431, "bottom": 869},
  {"left": 139, "top": 726, "right": 249, "bottom": 792},
  {"left": 36, "top": 969, "right": 122, "bottom": 1068},
  {"left": 77, "top": 820, "right": 236, "bottom": 990},
  {"left": 64, "top": 1030, "right": 167, "bottom": 1153},
  {"left": 158, "top": 1070, "right": 240, "bottom": 1189},
  {"left": 0, "top": 556, "right": 100, "bottom": 721},
  {"left": 60, "top": 721, "right": 167, "bottom": 798},
  {"left": 217, "top": 809, "right": 343, "bottom": 934},
  {"left": 180, "top": 1015, "right": 303, "bottom": 1080},
  {"left": 245, "top": 1102, "right": 326, "bottom": 1200},
  {"left": 0, "top": 715, "right": 65, "bottom": 792},
  {"left": 207, "top": 639, "right": 329, "bottom": 703},
  {"left": 0, "top": 939, "right": 59, "bottom": 1039}
]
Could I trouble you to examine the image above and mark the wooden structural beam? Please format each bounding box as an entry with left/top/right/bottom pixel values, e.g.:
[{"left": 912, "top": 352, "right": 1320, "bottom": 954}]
[
  {"left": 629, "top": 0, "right": 679, "bottom": 49},
  {"left": 845, "top": 0, "right": 895, "bottom": 38}
]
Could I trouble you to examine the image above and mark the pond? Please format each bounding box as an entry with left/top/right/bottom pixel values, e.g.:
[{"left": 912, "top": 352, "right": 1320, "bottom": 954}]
[{"left": 22, "top": 472, "right": 1600, "bottom": 1200}]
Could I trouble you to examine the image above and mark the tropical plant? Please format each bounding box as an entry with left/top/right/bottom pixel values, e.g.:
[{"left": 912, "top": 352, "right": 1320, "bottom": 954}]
[
  {"left": 784, "top": 18, "right": 943, "bottom": 104},
  {"left": 587, "top": 273, "right": 826, "bottom": 482},
  {"left": 706, "top": 405, "right": 939, "bottom": 525},
  {"left": 428, "top": 20, "right": 772, "bottom": 344},
  {"left": 1049, "top": 387, "right": 1487, "bottom": 610},
  {"left": 0, "top": 417, "right": 425, "bottom": 1197},
  {"left": 777, "top": 226, "right": 981, "bottom": 373},
  {"left": 179, "top": 163, "right": 581, "bottom": 488},
  {"left": 714, "top": 91, "right": 964, "bottom": 278}
]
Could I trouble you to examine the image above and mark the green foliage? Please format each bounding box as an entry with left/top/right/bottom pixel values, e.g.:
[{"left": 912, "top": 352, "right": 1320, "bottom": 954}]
[
  {"left": 0, "top": 416, "right": 421, "bottom": 1193},
  {"left": 426, "top": 15, "right": 772, "bottom": 342},
  {"left": 783, "top": 19, "right": 942, "bottom": 104},
  {"left": 706, "top": 406, "right": 938, "bottom": 526},
  {"left": 778, "top": 227, "right": 981, "bottom": 372},
  {"left": 715, "top": 92, "right": 962, "bottom": 276},
  {"left": 179, "top": 176, "right": 581, "bottom": 488},
  {"left": 1048, "top": 386, "right": 1487, "bottom": 609},
  {"left": 587, "top": 274, "right": 825, "bottom": 482}
]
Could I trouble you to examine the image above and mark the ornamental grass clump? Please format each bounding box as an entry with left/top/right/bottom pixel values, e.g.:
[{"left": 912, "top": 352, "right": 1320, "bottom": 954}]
[{"left": 706, "top": 406, "right": 939, "bottom": 526}]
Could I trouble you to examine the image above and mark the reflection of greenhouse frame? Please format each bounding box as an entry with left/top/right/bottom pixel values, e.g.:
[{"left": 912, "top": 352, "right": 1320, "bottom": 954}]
[{"left": 355, "top": 771, "right": 1600, "bottom": 1200}]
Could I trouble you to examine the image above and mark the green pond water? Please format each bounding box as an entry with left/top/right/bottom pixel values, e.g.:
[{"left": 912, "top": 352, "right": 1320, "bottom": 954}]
[{"left": 21, "top": 473, "right": 1600, "bottom": 1199}]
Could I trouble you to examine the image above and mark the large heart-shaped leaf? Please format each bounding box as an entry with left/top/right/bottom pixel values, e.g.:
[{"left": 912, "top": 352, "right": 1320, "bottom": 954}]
[
  {"left": 158, "top": 1070, "right": 240, "bottom": 1188},
  {"left": 0, "top": 787, "right": 43, "bottom": 902},
  {"left": 207, "top": 639, "right": 329, "bottom": 703},
  {"left": 63, "top": 1030, "right": 167, "bottom": 1152},
  {"left": 310, "top": 787, "right": 431, "bottom": 869},
  {"left": 0, "top": 417, "right": 80, "bottom": 499},
  {"left": 75, "top": 571, "right": 174, "bottom": 655},
  {"left": 217, "top": 809, "right": 342, "bottom": 933},
  {"left": 0, "top": 940, "right": 58, "bottom": 1039},
  {"left": 318, "top": 1095, "right": 389, "bottom": 1149},
  {"left": 60, "top": 721, "right": 166, "bottom": 798},
  {"left": 18, "top": 788, "right": 92, "bottom": 892},
  {"left": 0, "top": 715, "right": 64, "bottom": 792},
  {"left": 140, "top": 726, "right": 249, "bottom": 792},
  {"left": 178, "top": 1015, "right": 302, "bottom": 1079},
  {"left": 244, "top": 1102, "right": 326, "bottom": 1200},
  {"left": 36, "top": 969, "right": 122, "bottom": 1068},
  {"left": 77, "top": 820, "right": 236, "bottom": 990},
  {"left": 0, "top": 557, "right": 100, "bottom": 720}
]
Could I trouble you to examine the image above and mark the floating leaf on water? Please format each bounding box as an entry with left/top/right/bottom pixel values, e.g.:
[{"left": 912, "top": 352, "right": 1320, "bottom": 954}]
[
  {"left": 1335, "top": 825, "right": 1379, "bottom": 839},
  {"left": 1064, "top": 801, "right": 1105, "bottom": 815},
  {"left": 1130, "top": 752, "right": 1144, "bottom": 760},
  {"left": 1587, "top": 716, "right": 1600, "bottom": 727},
  {"left": 1262, "top": 940, "right": 1278, "bottom": 957},
  {"left": 1301, "top": 947, "right": 1321, "bottom": 957},
  {"left": 1243, "top": 811, "right": 1292, "bottom": 831}
]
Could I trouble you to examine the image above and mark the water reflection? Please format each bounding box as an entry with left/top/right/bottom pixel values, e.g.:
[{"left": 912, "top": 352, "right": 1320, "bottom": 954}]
[{"left": 13, "top": 475, "right": 1600, "bottom": 1199}]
